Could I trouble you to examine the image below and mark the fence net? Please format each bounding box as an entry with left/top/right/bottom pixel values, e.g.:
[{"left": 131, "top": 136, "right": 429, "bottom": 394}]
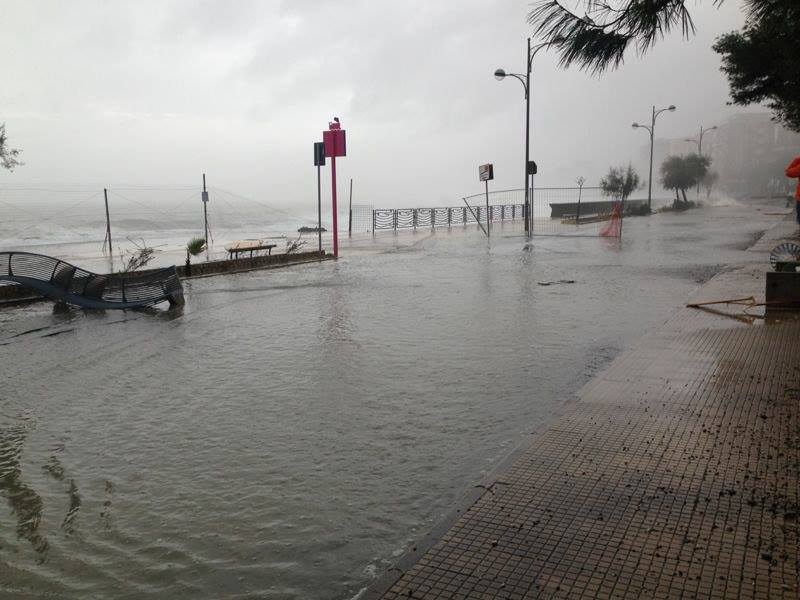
[
  {"left": 350, "top": 205, "right": 374, "bottom": 233},
  {"left": 365, "top": 187, "right": 646, "bottom": 238}
]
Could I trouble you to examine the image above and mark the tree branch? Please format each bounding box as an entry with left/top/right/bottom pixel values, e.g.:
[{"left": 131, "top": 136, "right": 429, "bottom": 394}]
[{"left": 528, "top": 1, "right": 696, "bottom": 74}]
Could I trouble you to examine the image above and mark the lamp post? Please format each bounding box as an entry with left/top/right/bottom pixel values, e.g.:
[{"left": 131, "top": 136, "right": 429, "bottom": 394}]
[
  {"left": 685, "top": 125, "right": 717, "bottom": 197},
  {"left": 494, "top": 38, "right": 550, "bottom": 239},
  {"left": 632, "top": 105, "right": 676, "bottom": 213}
]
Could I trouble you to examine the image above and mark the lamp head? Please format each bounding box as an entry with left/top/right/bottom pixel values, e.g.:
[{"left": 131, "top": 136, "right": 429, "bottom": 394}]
[
  {"left": 494, "top": 68, "right": 506, "bottom": 81},
  {"left": 632, "top": 123, "right": 640, "bottom": 128},
  {"left": 709, "top": 125, "right": 717, "bottom": 131},
  {"left": 668, "top": 105, "right": 676, "bottom": 111}
]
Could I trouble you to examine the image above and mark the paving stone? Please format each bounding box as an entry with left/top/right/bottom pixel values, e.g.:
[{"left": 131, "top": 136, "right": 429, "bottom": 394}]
[{"left": 374, "top": 226, "right": 800, "bottom": 599}]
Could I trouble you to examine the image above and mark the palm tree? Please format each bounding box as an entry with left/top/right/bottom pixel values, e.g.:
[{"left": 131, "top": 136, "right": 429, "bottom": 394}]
[{"left": 185, "top": 237, "right": 206, "bottom": 276}]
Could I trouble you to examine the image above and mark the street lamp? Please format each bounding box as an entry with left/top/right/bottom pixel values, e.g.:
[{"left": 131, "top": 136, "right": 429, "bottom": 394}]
[
  {"left": 685, "top": 125, "right": 717, "bottom": 196},
  {"left": 494, "top": 38, "right": 551, "bottom": 239},
  {"left": 632, "top": 104, "right": 676, "bottom": 213},
  {"left": 684, "top": 125, "right": 717, "bottom": 156}
]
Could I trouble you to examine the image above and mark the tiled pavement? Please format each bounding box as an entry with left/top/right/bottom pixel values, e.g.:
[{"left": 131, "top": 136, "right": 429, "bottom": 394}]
[{"left": 372, "top": 219, "right": 800, "bottom": 599}]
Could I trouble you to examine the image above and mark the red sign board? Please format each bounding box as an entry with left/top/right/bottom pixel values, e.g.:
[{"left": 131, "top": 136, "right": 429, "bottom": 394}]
[{"left": 323, "top": 123, "right": 346, "bottom": 158}]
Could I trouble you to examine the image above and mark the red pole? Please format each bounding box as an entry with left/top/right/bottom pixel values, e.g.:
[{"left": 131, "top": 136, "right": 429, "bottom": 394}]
[{"left": 331, "top": 155, "right": 338, "bottom": 257}]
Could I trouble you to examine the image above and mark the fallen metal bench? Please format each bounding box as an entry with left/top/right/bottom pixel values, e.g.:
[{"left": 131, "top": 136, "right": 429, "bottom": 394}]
[{"left": 0, "top": 251, "right": 184, "bottom": 309}]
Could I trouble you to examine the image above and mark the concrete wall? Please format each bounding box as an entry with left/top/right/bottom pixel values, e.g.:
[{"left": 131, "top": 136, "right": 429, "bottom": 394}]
[
  {"left": 549, "top": 199, "right": 646, "bottom": 218},
  {"left": 0, "top": 250, "right": 331, "bottom": 304},
  {"left": 0, "top": 283, "right": 41, "bottom": 303},
  {"left": 178, "top": 250, "right": 329, "bottom": 279}
]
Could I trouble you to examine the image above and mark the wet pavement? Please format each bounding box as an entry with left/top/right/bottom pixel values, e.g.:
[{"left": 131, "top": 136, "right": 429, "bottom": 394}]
[
  {"left": 371, "top": 218, "right": 800, "bottom": 599},
  {"left": 0, "top": 202, "right": 793, "bottom": 599}
]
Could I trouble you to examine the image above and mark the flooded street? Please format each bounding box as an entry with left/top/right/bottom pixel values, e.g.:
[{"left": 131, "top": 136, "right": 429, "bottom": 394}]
[{"left": 0, "top": 202, "right": 783, "bottom": 599}]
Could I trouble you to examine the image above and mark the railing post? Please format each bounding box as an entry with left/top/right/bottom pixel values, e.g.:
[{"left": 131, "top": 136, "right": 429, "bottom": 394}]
[
  {"left": 63, "top": 267, "right": 75, "bottom": 291},
  {"left": 448, "top": 208, "right": 452, "bottom": 227},
  {"left": 431, "top": 208, "right": 435, "bottom": 229},
  {"left": 462, "top": 206, "right": 467, "bottom": 225},
  {"left": 372, "top": 209, "right": 376, "bottom": 235},
  {"left": 393, "top": 209, "right": 398, "bottom": 231},
  {"left": 412, "top": 209, "right": 417, "bottom": 229}
]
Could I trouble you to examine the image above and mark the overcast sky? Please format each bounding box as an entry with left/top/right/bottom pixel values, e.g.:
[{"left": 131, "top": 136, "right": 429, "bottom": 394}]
[{"left": 0, "top": 0, "right": 755, "bottom": 209}]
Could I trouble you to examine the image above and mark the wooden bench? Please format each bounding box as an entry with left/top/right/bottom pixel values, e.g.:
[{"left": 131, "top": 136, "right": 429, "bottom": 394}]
[{"left": 224, "top": 240, "right": 278, "bottom": 259}]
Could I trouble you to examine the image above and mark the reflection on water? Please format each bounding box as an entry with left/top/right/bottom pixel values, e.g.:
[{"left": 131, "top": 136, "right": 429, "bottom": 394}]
[
  {"left": 100, "top": 479, "right": 114, "bottom": 530},
  {"left": 0, "top": 203, "right": 786, "bottom": 599},
  {"left": 62, "top": 479, "right": 81, "bottom": 535},
  {"left": 0, "top": 420, "right": 49, "bottom": 561}
]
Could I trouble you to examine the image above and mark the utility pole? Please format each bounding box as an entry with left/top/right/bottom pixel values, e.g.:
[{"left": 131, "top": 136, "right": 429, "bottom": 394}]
[
  {"left": 348, "top": 178, "right": 353, "bottom": 236},
  {"left": 202, "top": 174, "right": 210, "bottom": 259},
  {"left": 523, "top": 38, "right": 531, "bottom": 237},
  {"left": 648, "top": 106, "right": 655, "bottom": 213},
  {"left": 633, "top": 104, "right": 676, "bottom": 212},
  {"left": 103, "top": 188, "right": 113, "bottom": 267},
  {"left": 685, "top": 125, "right": 717, "bottom": 197},
  {"left": 494, "top": 38, "right": 551, "bottom": 239}
]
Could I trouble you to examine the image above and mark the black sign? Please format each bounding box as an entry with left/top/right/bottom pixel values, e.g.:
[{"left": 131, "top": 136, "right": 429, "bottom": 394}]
[
  {"left": 314, "top": 142, "right": 326, "bottom": 166},
  {"left": 479, "top": 163, "right": 494, "bottom": 182},
  {"left": 527, "top": 161, "right": 538, "bottom": 175}
]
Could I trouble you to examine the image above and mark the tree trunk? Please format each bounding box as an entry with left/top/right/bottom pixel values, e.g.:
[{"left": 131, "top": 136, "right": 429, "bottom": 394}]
[{"left": 681, "top": 188, "right": 688, "bottom": 204}]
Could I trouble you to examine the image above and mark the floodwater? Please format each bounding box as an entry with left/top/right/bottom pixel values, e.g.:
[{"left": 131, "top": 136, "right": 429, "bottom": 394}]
[{"left": 0, "top": 201, "right": 784, "bottom": 599}]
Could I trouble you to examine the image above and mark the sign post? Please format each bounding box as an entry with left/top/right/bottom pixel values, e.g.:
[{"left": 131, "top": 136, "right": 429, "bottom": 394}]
[
  {"left": 313, "top": 142, "right": 325, "bottom": 253},
  {"left": 527, "top": 161, "right": 537, "bottom": 235},
  {"left": 479, "top": 163, "right": 494, "bottom": 237},
  {"left": 202, "top": 173, "right": 210, "bottom": 259},
  {"left": 323, "top": 119, "right": 347, "bottom": 258}
]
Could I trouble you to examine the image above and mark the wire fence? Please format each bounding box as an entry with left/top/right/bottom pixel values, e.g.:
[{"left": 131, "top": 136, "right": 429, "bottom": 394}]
[
  {"left": 350, "top": 204, "right": 374, "bottom": 233},
  {"left": 0, "top": 185, "right": 316, "bottom": 271}
]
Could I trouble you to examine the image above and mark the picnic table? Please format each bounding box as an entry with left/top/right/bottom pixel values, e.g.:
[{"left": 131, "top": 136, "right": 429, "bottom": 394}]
[{"left": 224, "top": 240, "right": 277, "bottom": 259}]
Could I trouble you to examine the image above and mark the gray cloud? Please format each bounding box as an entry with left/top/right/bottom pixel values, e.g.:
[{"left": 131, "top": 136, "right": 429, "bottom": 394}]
[{"left": 0, "top": 0, "right": 757, "bottom": 208}]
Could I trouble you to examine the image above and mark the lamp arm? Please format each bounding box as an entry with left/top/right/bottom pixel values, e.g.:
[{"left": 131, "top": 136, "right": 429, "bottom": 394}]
[
  {"left": 506, "top": 73, "right": 529, "bottom": 95},
  {"left": 653, "top": 107, "right": 673, "bottom": 120},
  {"left": 527, "top": 40, "right": 554, "bottom": 70}
]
